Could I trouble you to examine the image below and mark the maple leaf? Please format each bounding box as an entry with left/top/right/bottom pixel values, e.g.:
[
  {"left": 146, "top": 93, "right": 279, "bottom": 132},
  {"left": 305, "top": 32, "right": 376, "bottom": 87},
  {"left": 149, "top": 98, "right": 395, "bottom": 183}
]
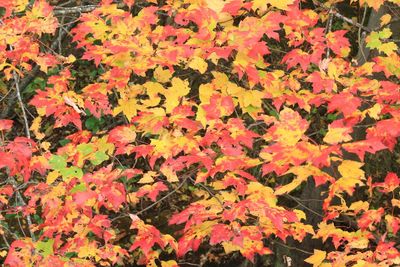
[
  {"left": 304, "top": 249, "right": 326, "bottom": 267},
  {"left": 332, "top": 160, "right": 365, "bottom": 196},
  {"left": 113, "top": 98, "right": 137, "bottom": 122},
  {"left": 282, "top": 49, "right": 312, "bottom": 71},
  {"left": 374, "top": 172, "right": 399, "bottom": 193},
  {"left": 342, "top": 138, "right": 386, "bottom": 161},
  {"left": 373, "top": 55, "right": 400, "bottom": 78},
  {"left": 253, "top": 0, "right": 294, "bottom": 11},
  {"left": 357, "top": 208, "right": 384, "bottom": 231},
  {"left": 108, "top": 125, "right": 137, "bottom": 145},
  {"left": 209, "top": 224, "right": 234, "bottom": 245},
  {"left": 0, "top": 119, "right": 13, "bottom": 131},
  {"left": 323, "top": 119, "right": 353, "bottom": 145},
  {"left": 306, "top": 71, "right": 337, "bottom": 94},
  {"left": 153, "top": 66, "right": 172, "bottom": 83},
  {"left": 327, "top": 91, "right": 361, "bottom": 117},
  {"left": 123, "top": 0, "right": 135, "bottom": 8},
  {"left": 359, "top": 0, "right": 386, "bottom": 11},
  {"left": 25, "top": 0, "right": 58, "bottom": 36},
  {"left": 129, "top": 215, "right": 177, "bottom": 259},
  {"left": 366, "top": 29, "right": 396, "bottom": 56},
  {"left": 164, "top": 78, "right": 190, "bottom": 113},
  {"left": 188, "top": 56, "right": 208, "bottom": 74},
  {"left": 326, "top": 30, "right": 350, "bottom": 57},
  {"left": 136, "top": 182, "right": 168, "bottom": 202},
  {"left": 265, "top": 107, "right": 309, "bottom": 146},
  {"left": 385, "top": 215, "right": 400, "bottom": 235}
]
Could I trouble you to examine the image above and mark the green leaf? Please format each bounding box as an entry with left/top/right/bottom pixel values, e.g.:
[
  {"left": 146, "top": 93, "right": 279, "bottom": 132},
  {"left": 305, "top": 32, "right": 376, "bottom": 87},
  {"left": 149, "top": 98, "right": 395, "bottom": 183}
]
[
  {"left": 49, "top": 155, "right": 67, "bottom": 170},
  {"left": 60, "top": 167, "right": 83, "bottom": 180},
  {"left": 36, "top": 239, "right": 54, "bottom": 257},
  {"left": 77, "top": 143, "right": 94, "bottom": 157},
  {"left": 70, "top": 183, "right": 87, "bottom": 193},
  {"left": 90, "top": 151, "right": 109, "bottom": 166},
  {"left": 59, "top": 139, "right": 71, "bottom": 146},
  {"left": 85, "top": 116, "right": 103, "bottom": 132},
  {"left": 64, "top": 252, "right": 78, "bottom": 259}
]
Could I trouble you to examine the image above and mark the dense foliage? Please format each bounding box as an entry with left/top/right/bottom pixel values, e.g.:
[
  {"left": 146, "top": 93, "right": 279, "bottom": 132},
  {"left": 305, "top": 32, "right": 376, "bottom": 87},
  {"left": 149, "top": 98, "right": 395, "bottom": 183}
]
[{"left": 0, "top": 0, "right": 399, "bottom": 266}]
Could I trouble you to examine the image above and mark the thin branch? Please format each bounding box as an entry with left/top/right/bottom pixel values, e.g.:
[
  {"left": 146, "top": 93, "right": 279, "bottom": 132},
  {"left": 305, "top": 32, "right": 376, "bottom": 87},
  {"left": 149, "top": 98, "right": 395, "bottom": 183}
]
[
  {"left": 325, "top": 6, "right": 334, "bottom": 59},
  {"left": 272, "top": 240, "right": 313, "bottom": 255},
  {"left": 1, "top": 234, "right": 10, "bottom": 248},
  {"left": 12, "top": 71, "right": 30, "bottom": 139},
  {"left": 358, "top": 5, "right": 369, "bottom": 64},
  {"left": 9, "top": 178, "right": 36, "bottom": 242},
  {"left": 283, "top": 194, "right": 325, "bottom": 218},
  {"left": 135, "top": 176, "right": 189, "bottom": 216},
  {"left": 313, "top": 1, "right": 372, "bottom": 32},
  {"left": 188, "top": 177, "right": 224, "bottom": 207},
  {"left": 0, "top": 21, "right": 74, "bottom": 119},
  {"left": 53, "top": 5, "right": 98, "bottom": 15}
]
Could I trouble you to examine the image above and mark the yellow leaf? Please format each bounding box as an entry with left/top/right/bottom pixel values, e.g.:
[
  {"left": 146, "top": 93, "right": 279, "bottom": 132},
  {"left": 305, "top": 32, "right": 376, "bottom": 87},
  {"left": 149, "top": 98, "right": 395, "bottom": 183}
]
[
  {"left": 138, "top": 171, "right": 156, "bottom": 184},
  {"left": 379, "top": 42, "right": 398, "bottom": 56},
  {"left": 164, "top": 78, "right": 190, "bottom": 113},
  {"left": 160, "top": 165, "right": 179, "bottom": 183},
  {"left": 253, "top": 0, "right": 295, "bottom": 10},
  {"left": 363, "top": 103, "right": 382, "bottom": 119},
  {"left": 380, "top": 14, "right": 391, "bottom": 26},
  {"left": 142, "top": 82, "right": 164, "bottom": 107},
  {"left": 274, "top": 177, "right": 304, "bottom": 195},
  {"left": 196, "top": 105, "right": 208, "bottom": 128},
  {"left": 304, "top": 249, "right": 326, "bottom": 267},
  {"left": 246, "top": 182, "right": 277, "bottom": 207},
  {"left": 268, "top": 108, "right": 309, "bottom": 146},
  {"left": 113, "top": 98, "right": 137, "bottom": 121},
  {"left": 154, "top": 66, "right": 172, "bottom": 83},
  {"left": 77, "top": 240, "right": 100, "bottom": 260},
  {"left": 30, "top": 116, "right": 45, "bottom": 140},
  {"left": 14, "top": 0, "right": 29, "bottom": 12},
  {"left": 205, "top": 0, "right": 232, "bottom": 22},
  {"left": 0, "top": 250, "right": 7, "bottom": 257},
  {"left": 188, "top": 56, "right": 208, "bottom": 74},
  {"left": 40, "top": 142, "right": 51, "bottom": 151},
  {"left": 161, "top": 260, "right": 178, "bottom": 267},
  {"left": 199, "top": 83, "right": 214, "bottom": 104},
  {"left": 392, "top": 198, "right": 400, "bottom": 208},
  {"left": 222, "top": 241, "right": 241, "bottom": 254},
  {"left": 127, "top": 192, "right": 139, "bottom": 205},
  {"left": 349, "top": 201, "right": 369, "bottom": 213},
  {"left": 46, "top": 171, "right": 60, "bottom": 184},
  {"left": 323, "top": 125, "right": 352, "bottom": 145},
  {"left": 294, "top": 209, "right": 306, "bottom": 221},
  {"left": 338, "top": 160, "right": 365, "bottom": 180}
]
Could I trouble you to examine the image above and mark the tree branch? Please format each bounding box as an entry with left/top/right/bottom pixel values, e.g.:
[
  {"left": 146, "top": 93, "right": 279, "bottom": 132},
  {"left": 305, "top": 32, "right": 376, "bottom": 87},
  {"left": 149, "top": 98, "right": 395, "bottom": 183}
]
[
  {"left": 53, "top": 5, "right": 98, "bottom": 15},
  {"left": 135, "top": 177, "right": 188, "bottom": 216},
  {"left": 312, "top": 0, "right": 372, "bottom": 32}
]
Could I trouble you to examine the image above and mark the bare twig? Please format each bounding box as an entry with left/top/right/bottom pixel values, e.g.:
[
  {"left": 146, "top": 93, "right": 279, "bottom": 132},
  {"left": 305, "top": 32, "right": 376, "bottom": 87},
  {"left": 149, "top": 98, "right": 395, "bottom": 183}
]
[
  {"left": 313, "top": 1, "right": 371, "bottom": 32},
  {"left": 12, "top": 71, "right": 30, "bottom": 138},
  {"left": 325, "top": 6, "right": 334, "bottom": 59},
  {"left": 135, "top": 176, "right": 189, "bottom": 216},
  {"left": 0, "top": 22, "right": 74, "bottom": 119},
  {"left": 53, "top": 5, "right": 98, "bottom": 15},
  {"left": 188, "top": 177, "right": 224, "bottom": 207},
  {"left": 1, "top": 234, "right": 10, "bottom": 248},
  {"left": 271, "top": 240, "right": 313, "bottom": 255},
  {"left": 358, "top": 5, "right": 369, "bottom": 64},
  {"left": 9, "top": 178, "right": 36, "bottom": 242}
]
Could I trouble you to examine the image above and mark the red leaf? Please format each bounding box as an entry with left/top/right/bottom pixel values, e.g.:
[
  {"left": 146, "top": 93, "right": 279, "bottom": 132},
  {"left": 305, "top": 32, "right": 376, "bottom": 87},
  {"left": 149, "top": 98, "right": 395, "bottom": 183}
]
[
  {"left": 0, "top": 119, "right": 13, "bottom": 131},
  {"left": 136, "top": 182, "right": 168, "bottom": 202},
  {"left": 374, "top": 172, "right": 399, "bottom": 193}
]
